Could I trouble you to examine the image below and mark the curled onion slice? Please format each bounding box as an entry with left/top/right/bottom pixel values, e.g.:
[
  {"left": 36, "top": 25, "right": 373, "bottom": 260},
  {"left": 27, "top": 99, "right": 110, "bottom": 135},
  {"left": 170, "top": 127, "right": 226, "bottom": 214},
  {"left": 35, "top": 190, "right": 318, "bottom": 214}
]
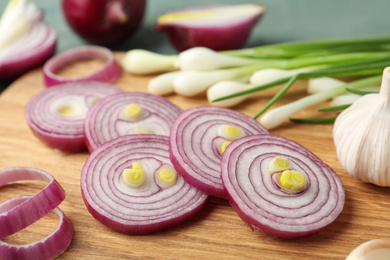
[
  {"left": 0, "top": 16, "right": 57, "bottom": 82},
  {"left": 84, "top": 92, "right": 182, "bottom": 152},
  {"left": 0, "top": 167, "right": 65, "bottom": 239},
  {"left": 0, "top": 196, "right": 73, "bottom": 260},
  {"left": 169, "top": 106, "right": 269, "bottom": 198},
  {"left": 81, "top": 134, "right": 208, "bottom": 235},
  {"left": 43, "top": 45, "right": 122, "bottom": 87},
  {"left": 25, "top": 81, "right": 123, "bottom": 152},
  {"left": 221, "top": 134, "right": 345, "bottom": 239}
]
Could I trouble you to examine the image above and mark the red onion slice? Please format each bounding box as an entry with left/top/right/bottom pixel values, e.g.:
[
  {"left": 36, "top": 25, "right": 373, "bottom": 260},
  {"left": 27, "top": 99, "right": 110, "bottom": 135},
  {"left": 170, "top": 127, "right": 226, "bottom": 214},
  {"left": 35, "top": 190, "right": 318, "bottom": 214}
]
[
  {"left": 221, "top": 134, "right": 345, "bottom": 239},
  {"left": 0, "top": 167, "right": 65, "bottom": 239},
  {"left": 43, "top": 46, "right": 122, "bottom": 87},
  {"left": 0, "top": 196, "right": 73, "bottom": 260},
  {"left": 0, "top": 20, "right": 57, "bottom": 82},
  {"left": 25, "top": 81, "right": 123, "bottom": 152},
  {"left": 169, "top": 106, "right": 269, "bottom": 198},
  {"left": 81, "top": 134, "right": 208, "bottom": 235},
  {"left": 84, "top": 92, "right": 182, "bottom": 152}
]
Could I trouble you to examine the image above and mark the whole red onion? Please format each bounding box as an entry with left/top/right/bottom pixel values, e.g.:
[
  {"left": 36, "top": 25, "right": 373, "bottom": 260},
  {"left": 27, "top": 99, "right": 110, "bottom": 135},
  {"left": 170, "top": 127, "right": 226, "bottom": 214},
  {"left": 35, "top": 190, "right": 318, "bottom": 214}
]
[{"left": 62, "top": 0, "right": 146, "bottom": 46}]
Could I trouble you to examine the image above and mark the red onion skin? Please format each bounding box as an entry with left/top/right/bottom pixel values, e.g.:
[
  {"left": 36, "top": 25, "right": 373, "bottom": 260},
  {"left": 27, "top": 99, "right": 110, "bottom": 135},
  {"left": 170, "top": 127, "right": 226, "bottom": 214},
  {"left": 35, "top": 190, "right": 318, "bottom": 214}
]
[
  {"left": 0, "top": 167, "right": 65, "bottom": 240},
  {"left": 62, "top": 0, "right": 146, "bottom": 46},
  {"left": 0, "top": 24, "right": 57, "bottom": 83},
  {"left": 221, "top": 134, "right": 345, "bottom": 239},
  {"left": 155, "top": 5, "right": 264, "bottom": 52},
  {"left": 0, "top": 196, "right": 73, "bottom": 260}
]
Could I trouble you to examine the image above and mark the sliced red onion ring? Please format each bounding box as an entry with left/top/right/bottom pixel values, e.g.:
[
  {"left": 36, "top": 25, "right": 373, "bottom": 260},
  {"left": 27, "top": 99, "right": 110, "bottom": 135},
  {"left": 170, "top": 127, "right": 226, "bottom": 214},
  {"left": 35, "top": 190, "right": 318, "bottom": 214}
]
[
  {"left": 221, "top": 134, "right": 345, "bottom": 239},
  {"left": 81, "top": 134, "right": 208, "bottom": 235},
  {"left": 0, "top": 20, "right": 57, "bottom": 82},
  {"left": 43, "top": 45, "right": 122, "bottom": 87},
  {"left": 25, "top": 81, "right": 123, "bottom": 152},
  {"left": 0, "top": 196, "right": 73, "bottom": 260},
  {"left": 169, "top": 106, "right": 269, "bottom": 198},
  {"left": 84, "top": 92, "right": 182, "bottom": 152},
  {"left": 0, "top": 167, "right": 65, "bottom": 239}
]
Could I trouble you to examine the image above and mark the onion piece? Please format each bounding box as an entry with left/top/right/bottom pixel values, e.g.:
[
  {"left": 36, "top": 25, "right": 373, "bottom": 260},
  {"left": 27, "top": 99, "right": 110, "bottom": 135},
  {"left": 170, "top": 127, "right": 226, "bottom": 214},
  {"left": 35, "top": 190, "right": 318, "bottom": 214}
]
[
  {"left": 84, "top": 92, "right": 182, "bottom": 152},
  {"left": 169, "top": 106, "right": 269, "bottom": 198},
  {"left": 25, "top": 81, "right": 123, "bottom": 152},
  {"left": 81, "top": 134, "right": 208, "bottom": 235},
  {"left": 43, "top": 46, "right": 122, "bottom": 87},
  {"left": 0, "top": 12, "right": 57, "bottom": 82},
  {"left": 0, "top": 167, "right": 65, "bottom": 239},
  {"left": 0, "top": 196, "right": 73, "bottom": 260},
  {"left": 346, "top": 239, "right": 390, "bottom": 260},
  {"left": 155, "top": 4, "right": 265, "bottom": 52},
  {"left": 221, "top": 134, "right": 345, "bottom": 239}
]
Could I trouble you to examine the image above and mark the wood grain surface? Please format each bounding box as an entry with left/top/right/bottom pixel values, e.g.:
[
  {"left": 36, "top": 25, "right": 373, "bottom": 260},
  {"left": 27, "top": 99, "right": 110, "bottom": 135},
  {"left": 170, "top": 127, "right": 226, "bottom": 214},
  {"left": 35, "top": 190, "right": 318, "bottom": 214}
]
[{"left": 1, "top": 53, "right": 389, "bottom": 260}]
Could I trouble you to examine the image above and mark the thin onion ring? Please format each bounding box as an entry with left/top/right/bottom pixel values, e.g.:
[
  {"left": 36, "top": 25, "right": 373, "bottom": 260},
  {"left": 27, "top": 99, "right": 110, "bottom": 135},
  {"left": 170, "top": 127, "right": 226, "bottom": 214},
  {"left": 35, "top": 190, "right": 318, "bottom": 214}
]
[
  {"left": 0, "top": 196, "right": 73, "bottom": 260},
  {"left": 0, "top": 167, "right": 65, "bottom": 240},
  {"left": 43, "top": 46, "right": 122, "bottom": 87}
]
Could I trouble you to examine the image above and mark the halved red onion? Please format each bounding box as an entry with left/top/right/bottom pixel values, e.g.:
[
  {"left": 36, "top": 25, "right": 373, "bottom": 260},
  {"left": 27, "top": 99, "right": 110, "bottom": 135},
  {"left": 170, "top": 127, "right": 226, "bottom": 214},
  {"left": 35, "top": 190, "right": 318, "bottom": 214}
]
[
  {"left": 25, "top": 81, "right": 123, "bottom": 152},
  {"left": 0, "top": 167, "right": 65, "bottom": 239},
  {"left": 84, "top": 92, "right": 182, "bottom": 152},
  {"left": 0, "top": 196, "right": 73, "bottom": 260},
  {"left": 169, "top": 106, "right": 269, "bottom": 198},
  {"left": 0, "top": 167, "right": 72, "bottom": 260},
  {"left": 43, "top": 45, "right": 122, "bottom": 87},
  {"left": 155, "top": 4, "right": 265, "bottom": 51},
  {"left": 0, "top": 18, "right": 57, "bottom": 82},
  {"left": 221, "top": 134, "right": 345, "bottom": 239},
  {"left": 81, "top": 134, "right": 208, "bottom": 235}
]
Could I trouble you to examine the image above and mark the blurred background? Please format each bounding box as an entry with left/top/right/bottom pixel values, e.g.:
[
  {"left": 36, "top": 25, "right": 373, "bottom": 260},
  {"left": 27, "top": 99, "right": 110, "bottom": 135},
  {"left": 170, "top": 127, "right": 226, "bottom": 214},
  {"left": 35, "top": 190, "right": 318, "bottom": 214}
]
[{"left": 0, "top": 0, "right": 389, "bottom": 90}]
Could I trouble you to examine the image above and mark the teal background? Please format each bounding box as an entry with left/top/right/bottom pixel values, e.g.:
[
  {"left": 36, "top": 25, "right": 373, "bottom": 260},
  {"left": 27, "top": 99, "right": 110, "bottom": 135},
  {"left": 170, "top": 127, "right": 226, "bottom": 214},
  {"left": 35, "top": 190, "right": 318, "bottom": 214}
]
[{"left": 0, "top": 0, "right": 389, "bottom": 90}]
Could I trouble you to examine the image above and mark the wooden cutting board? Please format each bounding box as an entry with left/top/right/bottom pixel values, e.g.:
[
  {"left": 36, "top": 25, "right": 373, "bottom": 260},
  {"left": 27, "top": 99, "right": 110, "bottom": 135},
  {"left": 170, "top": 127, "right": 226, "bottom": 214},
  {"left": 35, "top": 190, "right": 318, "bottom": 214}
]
[{"left": 0, "top": 53, "right": 389, "bottom": 259}]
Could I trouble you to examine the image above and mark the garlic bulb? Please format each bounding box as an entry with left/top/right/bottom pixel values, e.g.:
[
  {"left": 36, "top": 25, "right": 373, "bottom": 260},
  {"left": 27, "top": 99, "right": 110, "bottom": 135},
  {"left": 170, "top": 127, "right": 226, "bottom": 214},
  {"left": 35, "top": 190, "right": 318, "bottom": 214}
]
[
  {"left": 333, "top": 67, "right": 390, "bottom": 186},
  {"left": 346, "top": 239, "right": 390, "bottom": 260}
]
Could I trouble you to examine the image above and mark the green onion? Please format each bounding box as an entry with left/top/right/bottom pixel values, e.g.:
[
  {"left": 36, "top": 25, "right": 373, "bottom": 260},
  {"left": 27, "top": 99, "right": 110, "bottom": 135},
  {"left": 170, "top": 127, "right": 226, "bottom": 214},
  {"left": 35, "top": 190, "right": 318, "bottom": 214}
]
[
  {"left": 318, "top": 104, "right": 351, "bottom": 112},
  {"left": 258, "top": 75, "right": 382, "bottom": 129},
  {"left": 345, "top": 88, "right": 379, "bottom": 95},
  {"left": 290, "top": 117, "right": 337, "bottom": 124}
]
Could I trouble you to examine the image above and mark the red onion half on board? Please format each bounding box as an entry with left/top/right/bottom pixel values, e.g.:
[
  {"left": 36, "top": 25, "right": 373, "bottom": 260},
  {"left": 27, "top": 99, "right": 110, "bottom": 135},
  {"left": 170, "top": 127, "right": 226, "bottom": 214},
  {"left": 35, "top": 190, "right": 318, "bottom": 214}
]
[
  {"left": 81, "top": 134, "right": 208, "bottom": 235},
  {"left": 169, "top": 106, "right": 269, "bottom": 198},
  {"left": 25, "top": 81, "right": 123, "bottom": 152},
  {"left": 84, "top": 92, "right": 182, "bottom": 152},
  {"left": 0, "top": 167, "right": 73, "bottom": 260},
  {"left": 221, "top": 134, "right": 345, "bottom": 239}
]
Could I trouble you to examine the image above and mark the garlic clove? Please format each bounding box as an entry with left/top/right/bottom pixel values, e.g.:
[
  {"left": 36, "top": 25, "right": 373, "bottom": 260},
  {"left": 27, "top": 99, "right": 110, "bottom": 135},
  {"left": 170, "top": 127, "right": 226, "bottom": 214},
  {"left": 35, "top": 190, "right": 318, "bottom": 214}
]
[{"left": 346, "top": 239, "right": 390, "bottom": 260}]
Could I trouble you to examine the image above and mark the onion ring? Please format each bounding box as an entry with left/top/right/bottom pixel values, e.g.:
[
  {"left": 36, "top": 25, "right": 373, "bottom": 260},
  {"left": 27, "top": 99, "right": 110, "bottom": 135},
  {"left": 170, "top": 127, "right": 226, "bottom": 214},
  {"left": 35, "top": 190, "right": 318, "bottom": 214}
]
[
  {"left": 25, "top": 81, "right": 123, "bottom": 153},
  {"left": 84, "top": 92, "right": 182, "bottom": 152},
  {"left": 221, "top": 134, "right": 345, "bottom": 239},
  {"left": 0, "top": 196, "right": 73, "bottom": 260},
  {"left": 0, "top": 167, "right": 65, "bottom": 239},
  {"left": 169, "top": 106, "right": 269, "bottom": 198},
  {"left": 43, "top": 46, "right": 122, "bottom": 87},
  {"left": 81, "top": 134, "right": 208, "bottom": 235}
]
